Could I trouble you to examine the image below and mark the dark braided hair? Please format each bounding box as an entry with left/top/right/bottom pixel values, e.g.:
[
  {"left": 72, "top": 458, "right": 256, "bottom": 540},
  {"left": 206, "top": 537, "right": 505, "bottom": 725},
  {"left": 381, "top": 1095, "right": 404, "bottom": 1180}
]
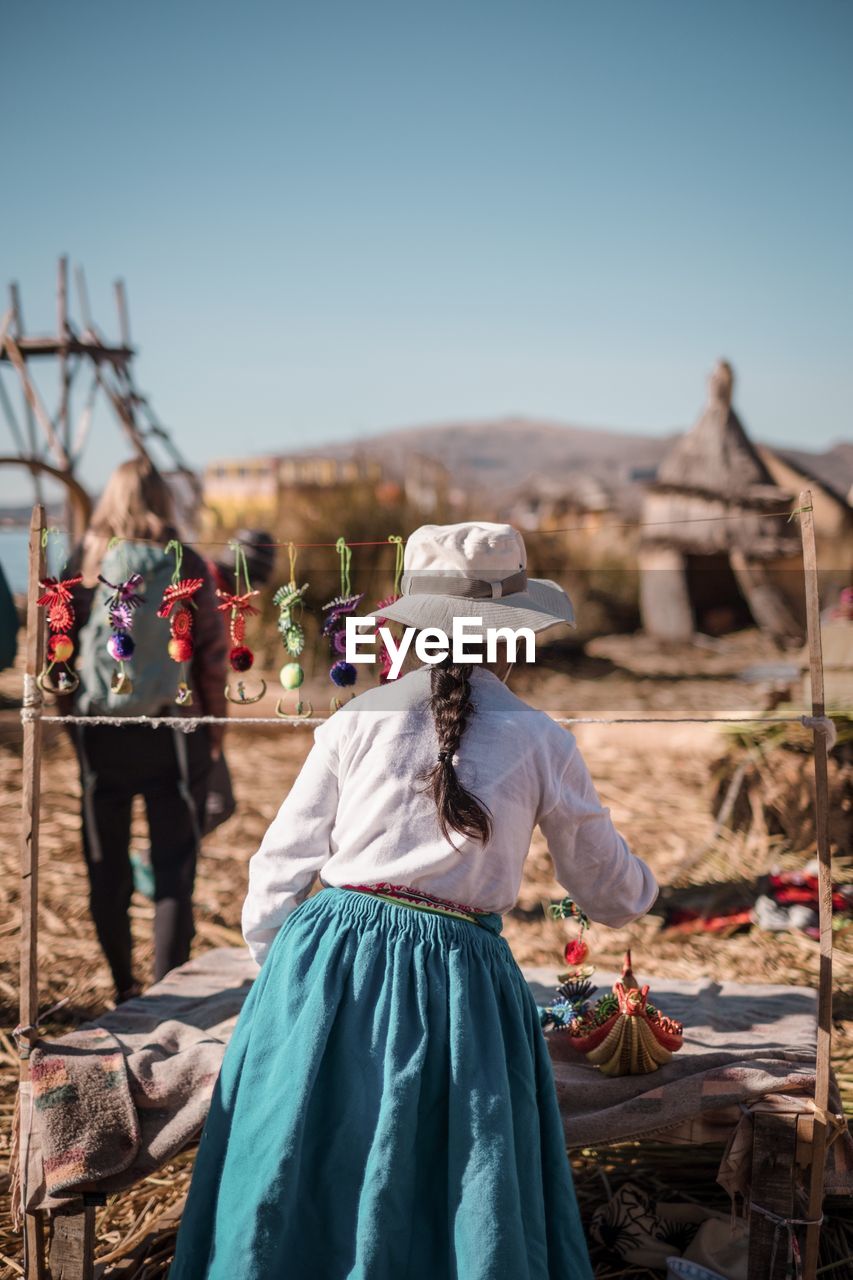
[{"left": 420, "top": 656, "right": 493, "bottom": 843}]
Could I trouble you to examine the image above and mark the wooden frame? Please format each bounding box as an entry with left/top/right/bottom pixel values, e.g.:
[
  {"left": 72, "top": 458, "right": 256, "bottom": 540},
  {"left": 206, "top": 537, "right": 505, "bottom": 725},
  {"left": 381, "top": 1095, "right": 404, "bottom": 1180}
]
[
  {"left": 14, "top": 492, "right": 837, "bottom": 1279},
  {"left": 0, "top": 259, "right": 201, "bottom": 541}
]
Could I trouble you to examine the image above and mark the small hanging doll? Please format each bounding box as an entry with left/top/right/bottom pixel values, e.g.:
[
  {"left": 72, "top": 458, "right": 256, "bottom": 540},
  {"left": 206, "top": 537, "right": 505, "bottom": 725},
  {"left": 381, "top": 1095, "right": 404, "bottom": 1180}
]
[
  {"left": 98, "top": 568, "right": 144, "bottom": 695},
  {"left": 157, "top": 540, "right": 204, "bottom": 707},
  {"left": 322, "top": 537, "right": 364, "bottom": 713},
  {"left": 217, "top": 539, "right": 267, "bottom": 705},
  {"left": 36, "top": 569, "right": 83, "bottom": 694},
  {"left": 274, "top": 542, "right": 312, "bottom": 718},
  {"left": 372, "top": 534, "right": 404, "bottom": 684}
]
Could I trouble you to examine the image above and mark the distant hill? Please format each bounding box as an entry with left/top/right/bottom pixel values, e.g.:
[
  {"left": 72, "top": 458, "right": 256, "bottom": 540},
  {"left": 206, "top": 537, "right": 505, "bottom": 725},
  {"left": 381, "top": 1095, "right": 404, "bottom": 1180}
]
[
  {"left": 308, "top": 417, "right": 853, "bottom": 501},
  {"left": 776, "top": 442, "right": 853, "bottom": 504}
]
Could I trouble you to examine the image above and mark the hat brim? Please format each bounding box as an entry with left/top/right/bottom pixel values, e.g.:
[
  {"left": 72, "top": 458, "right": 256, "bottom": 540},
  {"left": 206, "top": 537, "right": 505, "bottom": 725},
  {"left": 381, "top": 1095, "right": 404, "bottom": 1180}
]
[{"left": 377, "top": 578, "right": 575, "bottom": 636}]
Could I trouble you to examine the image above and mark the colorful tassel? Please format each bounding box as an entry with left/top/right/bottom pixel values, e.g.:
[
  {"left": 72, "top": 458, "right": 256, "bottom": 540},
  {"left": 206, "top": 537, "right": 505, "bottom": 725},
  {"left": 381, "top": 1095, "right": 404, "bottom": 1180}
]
[
  {"left": 99, "top": 569, "right": 145, "bottom": 695},
  {"left": 274, "top": 544, "right": 312, "bottom": 718},
  {"left": 36, "top": 569, "right": 83, "bottom": 694},
  {"left": 218, "top": 540, "right": 266, "bottom": 704},
  {"left": 158, "top": 541, "right": 204, "bottom": 705}
]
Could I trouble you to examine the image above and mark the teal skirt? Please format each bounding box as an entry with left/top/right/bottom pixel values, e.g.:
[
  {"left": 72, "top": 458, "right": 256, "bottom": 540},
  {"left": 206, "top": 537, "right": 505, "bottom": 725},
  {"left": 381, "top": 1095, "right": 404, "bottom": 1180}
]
[{"left": 169, "top": 888, "right": 593, "bottom": 1279}]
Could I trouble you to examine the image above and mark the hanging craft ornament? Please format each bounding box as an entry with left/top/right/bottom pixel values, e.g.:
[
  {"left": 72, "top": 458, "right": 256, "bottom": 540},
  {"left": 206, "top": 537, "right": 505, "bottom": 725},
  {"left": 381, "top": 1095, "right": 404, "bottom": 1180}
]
[
  {"left": 372, "top": 534, "right": 404, "bottom": 684},
  {"left": 217, "top": 539, "right": 266, "bottom": 705},
  {"left": 157, "top": 540, "right": 204, "bottom": 706},
  {"left": 274, "top": 542, "right": 312, "bottom": 718},
  {"left": 549, "top": 895, "right": 593, "bottom": 973},
  {"left": 36, "top": 567, "right": 83, "bottom": 695},
  {"left": 98, "top": 562, "right": 145, "bottom": 695},
  {"left": 322, "top": 537, "right": 364, "bottom": 713},
  {"left": 540, "top": 949, "right": 684, "bottom": 1077}
]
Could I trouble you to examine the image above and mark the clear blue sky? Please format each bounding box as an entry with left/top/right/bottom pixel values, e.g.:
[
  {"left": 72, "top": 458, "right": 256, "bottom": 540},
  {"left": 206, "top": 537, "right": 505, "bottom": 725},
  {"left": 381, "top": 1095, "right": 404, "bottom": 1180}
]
[{"left": 1, "top": 0, "right": 851, "bottom": 500}]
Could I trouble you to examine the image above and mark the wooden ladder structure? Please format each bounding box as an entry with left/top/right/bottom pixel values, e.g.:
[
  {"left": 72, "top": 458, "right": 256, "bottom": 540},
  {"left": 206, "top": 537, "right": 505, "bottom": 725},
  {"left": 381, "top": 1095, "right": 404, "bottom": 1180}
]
[{"left": 0, "top": 257, "right": 200, "bottom": 539}]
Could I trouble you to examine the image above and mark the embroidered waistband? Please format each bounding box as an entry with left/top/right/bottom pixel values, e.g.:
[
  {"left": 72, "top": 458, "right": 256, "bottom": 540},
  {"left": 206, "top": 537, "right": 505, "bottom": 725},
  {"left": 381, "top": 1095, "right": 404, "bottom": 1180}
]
[{"left": 340, "top": 882, "right": 488, "bottom": 925}]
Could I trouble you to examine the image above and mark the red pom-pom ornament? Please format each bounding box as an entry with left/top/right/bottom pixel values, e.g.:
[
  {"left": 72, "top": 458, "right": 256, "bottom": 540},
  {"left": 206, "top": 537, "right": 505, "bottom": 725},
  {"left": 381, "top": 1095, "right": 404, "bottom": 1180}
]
[
  {"left": 168, "top": 636, "right": 194, "bottom": 663},
  {"left": 564, "top": 938, "right": 589, "bottom": 966},
  {"left": 229, "top": 645, "right": 254, "bottom": 672},
  {"left": 48, "top": 634, "right": 74, "bottom": 663}
]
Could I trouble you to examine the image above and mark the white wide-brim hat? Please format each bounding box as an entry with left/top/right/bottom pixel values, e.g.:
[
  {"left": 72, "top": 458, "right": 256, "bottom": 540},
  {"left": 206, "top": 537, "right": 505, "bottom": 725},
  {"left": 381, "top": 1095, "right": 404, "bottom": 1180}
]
[{"left": 379, "top": 521, "right": 575, "bottom": 636}]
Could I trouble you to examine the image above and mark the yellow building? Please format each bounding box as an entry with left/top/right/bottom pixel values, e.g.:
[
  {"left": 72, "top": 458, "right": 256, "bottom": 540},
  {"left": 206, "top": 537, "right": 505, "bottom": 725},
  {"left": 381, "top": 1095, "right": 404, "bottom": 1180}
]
[
  {"left": 202, "top": 456, "right": 279, "bottom": 528},
  {"left": 202, "top": 452, "right": 385, "bottom": 531}
]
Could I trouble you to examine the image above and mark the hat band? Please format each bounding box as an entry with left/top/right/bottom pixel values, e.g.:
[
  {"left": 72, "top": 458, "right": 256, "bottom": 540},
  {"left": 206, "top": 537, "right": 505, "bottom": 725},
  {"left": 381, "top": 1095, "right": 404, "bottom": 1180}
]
[{"left": 400, "top": 569, "right": 528, "bottom": 600}]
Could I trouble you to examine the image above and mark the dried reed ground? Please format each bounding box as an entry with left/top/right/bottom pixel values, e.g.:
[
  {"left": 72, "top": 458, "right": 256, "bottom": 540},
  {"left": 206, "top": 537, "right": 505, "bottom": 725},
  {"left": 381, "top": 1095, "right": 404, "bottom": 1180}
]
[{"left": 0, "top": 647, "right": 851, "bottom": 1277}]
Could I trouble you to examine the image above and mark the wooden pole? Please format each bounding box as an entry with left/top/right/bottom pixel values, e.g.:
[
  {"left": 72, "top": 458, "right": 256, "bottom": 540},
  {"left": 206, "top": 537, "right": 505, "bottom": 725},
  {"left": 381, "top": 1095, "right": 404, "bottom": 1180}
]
[
  {"left": 1, "top": 333, "right": 71, "bottom": 470},
  {"left": 58, "top": 256, "right": 77, "bottom": 538},
  {"left": 19, "top": 503, "right": 46, "bottom": 1279},
  {"left": 57, "top": 256, "right": 71, "bottom": 454},
  {"left": 799, "top": 489, "right": 833, "bottom": 1280},
  {"left": 74, "top": 265, "right": 93, "bottom": 335},
  {"left": 748, "top": 1112, "right": 799, "bottom": 1280},
  {"left": 114, "top": 278, "right": 131, "bottom": 348},
  {"left": 8, "top": 283, "right": 44, "bottom": 506}
]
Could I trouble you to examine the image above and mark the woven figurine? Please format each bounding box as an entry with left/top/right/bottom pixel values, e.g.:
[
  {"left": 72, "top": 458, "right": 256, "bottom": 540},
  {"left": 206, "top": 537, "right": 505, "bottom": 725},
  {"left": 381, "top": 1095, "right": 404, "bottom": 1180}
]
[
  {"left": 275, "top": 542, "right": 312, "bottom": 718},
  {"left": 323, "top": 538, "right": 364, "bottom": 712},
  {"left": 98, "top": 571, "right": 144, "bottom": 695},
  {"left": 545, "top": 951, "right": 684, "bottom": 1076},
  {"left": 36, "top": 574, "right": 83, "bottom": 694},
  {"left": 157, "top": 540, "right": 204, "bottom": 706},
  {"left": 216, "top": 539, "right": 266, "bottom": 705}
]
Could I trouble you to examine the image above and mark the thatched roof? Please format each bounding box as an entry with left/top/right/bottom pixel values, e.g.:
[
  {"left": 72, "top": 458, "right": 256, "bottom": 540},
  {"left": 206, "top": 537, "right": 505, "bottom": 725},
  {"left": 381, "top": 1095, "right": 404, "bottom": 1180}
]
[
  {"left": 641, "top": 361, "right": 799, "bottom": 560},
  {"left": 656, "top": 361, "right": 778, "bottom": 498}
]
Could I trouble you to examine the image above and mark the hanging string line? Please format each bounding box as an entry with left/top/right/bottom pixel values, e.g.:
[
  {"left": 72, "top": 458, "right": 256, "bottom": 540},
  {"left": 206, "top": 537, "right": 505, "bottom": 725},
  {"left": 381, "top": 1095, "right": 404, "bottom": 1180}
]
[
  {"left": 25, "top": 709, "right": 839, "bottom": 743},
  {"left": 28, "top": 505, "right": 813, "bottom": 551}
]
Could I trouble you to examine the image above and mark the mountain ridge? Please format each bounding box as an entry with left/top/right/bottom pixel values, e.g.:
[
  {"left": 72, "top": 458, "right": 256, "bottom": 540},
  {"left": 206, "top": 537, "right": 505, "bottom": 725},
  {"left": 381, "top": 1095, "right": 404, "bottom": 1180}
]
[{"left": 304, "top": 417, "right": 853, "bottom": 500}]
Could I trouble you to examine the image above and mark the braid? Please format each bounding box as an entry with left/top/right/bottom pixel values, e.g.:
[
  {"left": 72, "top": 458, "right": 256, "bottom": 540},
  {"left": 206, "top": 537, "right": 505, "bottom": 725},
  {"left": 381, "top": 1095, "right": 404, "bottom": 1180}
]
[{"left": 420, "top": 658, "right": 493, "bottom": 843}]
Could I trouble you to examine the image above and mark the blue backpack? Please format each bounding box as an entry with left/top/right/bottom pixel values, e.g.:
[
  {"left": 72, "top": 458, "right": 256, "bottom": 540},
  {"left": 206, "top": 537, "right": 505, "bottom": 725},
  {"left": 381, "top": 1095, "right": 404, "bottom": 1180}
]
[{"left": 76, "top": 543, "right": 185, "bottom": 716}]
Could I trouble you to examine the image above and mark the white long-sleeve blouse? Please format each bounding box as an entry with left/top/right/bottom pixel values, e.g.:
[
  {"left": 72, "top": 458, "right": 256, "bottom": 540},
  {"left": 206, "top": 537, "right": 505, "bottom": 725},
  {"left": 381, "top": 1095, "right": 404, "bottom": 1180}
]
[{"left": 242, "top": 666, "right": 659, "bottom": 965}]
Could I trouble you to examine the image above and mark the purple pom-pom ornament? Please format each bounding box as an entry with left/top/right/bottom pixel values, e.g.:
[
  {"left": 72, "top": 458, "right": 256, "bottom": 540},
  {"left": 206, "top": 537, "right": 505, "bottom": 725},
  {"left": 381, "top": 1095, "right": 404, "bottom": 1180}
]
[
  {"left": 107, "top": 631, "right": 135, "bottom": 661},
  {"left": 109, "top": 602, "right": 134, "bottom": 631},
  {"left": 330, "top": 660, "right": 357, "bottom": 688}
]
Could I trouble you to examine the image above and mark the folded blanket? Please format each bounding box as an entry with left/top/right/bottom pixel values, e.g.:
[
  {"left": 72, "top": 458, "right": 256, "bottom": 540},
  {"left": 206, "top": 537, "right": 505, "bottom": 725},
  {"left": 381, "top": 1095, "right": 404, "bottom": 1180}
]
[{"left": 18, "top": 948, "right": 257, "bottom": 1213}]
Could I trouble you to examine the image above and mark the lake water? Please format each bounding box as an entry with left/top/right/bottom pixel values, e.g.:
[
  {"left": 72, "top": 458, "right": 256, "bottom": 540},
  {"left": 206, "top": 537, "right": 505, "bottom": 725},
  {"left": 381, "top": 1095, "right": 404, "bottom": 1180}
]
[{"left": 0, "top": 527, "right": 69, "bottom": 593}]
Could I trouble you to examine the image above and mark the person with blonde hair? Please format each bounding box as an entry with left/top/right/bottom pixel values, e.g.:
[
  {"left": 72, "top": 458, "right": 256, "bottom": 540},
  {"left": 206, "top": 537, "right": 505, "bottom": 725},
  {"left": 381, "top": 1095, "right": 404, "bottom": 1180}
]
[{"left": 63, "top": 457, "right": 227, "bottom": 1002}]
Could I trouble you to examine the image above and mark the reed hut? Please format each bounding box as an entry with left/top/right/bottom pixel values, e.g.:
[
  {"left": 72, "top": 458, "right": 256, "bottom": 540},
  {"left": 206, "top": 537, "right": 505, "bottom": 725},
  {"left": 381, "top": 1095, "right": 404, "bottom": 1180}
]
[{"left": 639, "top": 361, "right": 804, "bottom": 645}]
